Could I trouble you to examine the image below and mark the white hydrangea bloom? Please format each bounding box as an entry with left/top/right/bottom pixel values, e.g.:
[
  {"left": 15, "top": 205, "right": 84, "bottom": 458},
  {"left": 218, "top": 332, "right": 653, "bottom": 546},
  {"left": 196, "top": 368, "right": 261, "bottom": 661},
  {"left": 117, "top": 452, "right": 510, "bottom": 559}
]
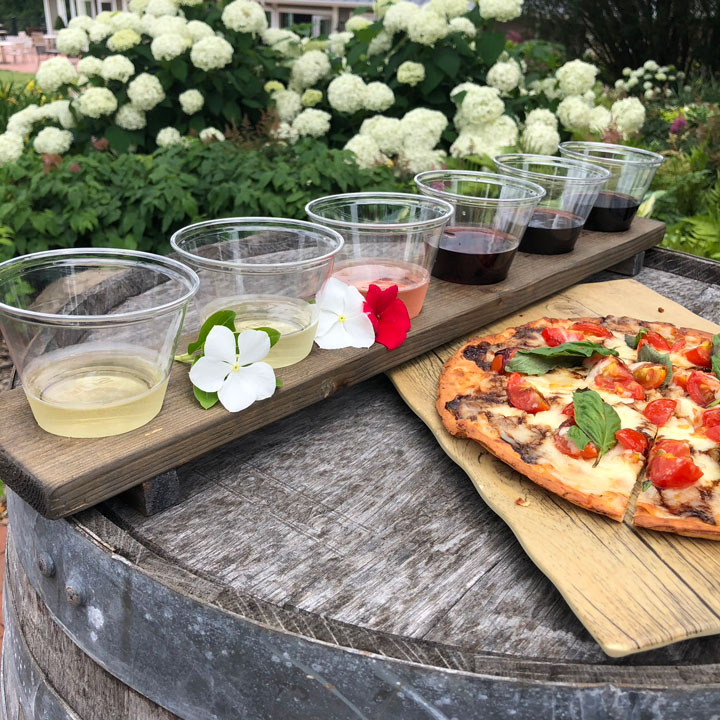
[
  {"left": 538, "top": 76, "right": 561, "bottom": 100},
  {"left": 360, "top": 115, "right": 403, "bottom": 155},
  {"left": 449, "top": 132, "right": 486, "bottom": 158},
  {"left": 556, "top": 59, "right": 598, "bottom": 97},
  {"left": 273, "top": 121, "right": 299, "bottom": 144},
  {"left": 0, "top": 132, "right": 24, "bottom": 166},
  {"left": 400, "top": 107, "right": 447, "bottom": 149},
  {"left": 621, "top": 67, "right": 632, "bottom": 76},
  {"left": 222, "top": 0, "right": 268, "bottom": 35},
  {"left": 589, "top": 105, "right": 612, "bottom": 133},
  {"left": 78, "top": 87, "right": 118, "bottom": 118},
  {"left": 40, "top": 99, "right": 75, "bottom": 129},
  {"left": 383, "top": 2, "right": 420, "bottom": 34},
  {"left": 262, "top": 28, "right": 301, "bottom": 56},
  {"left": 478, "top": 0, "right": 522, "bottom": 22},
  {"left": 397, "top": 61, "right": 425, "bottom": 86},
  {"left": 292, "top": 108, "right": 331, "bottom": 137},
  {"left": 452, "top": 83, "right": 505, "bottom": 129},
  {"left": 272, "top": 89, "right": 302, "bottom": 122},
  {"left": 57, "top": 28, "right": 88, "bottom": 55},
  {"left": 33, "top": 127, "right": 73, "bottom": 155},
  {"left": 625, "top": 76, "right": 639, "bottom": 89},
  {"left": 368, "top": 30, "right": 394, "bottom": 55},
  {"left": 146, "top": 0, "right": 178, "bottom": 16},
  {"left": 157, "top": 127, "right": 184, "bottom": 147},
  {"left": 486, "top": 59, "right": 522, "bottom": 94},
  {"left": 107, "top": 29, "right": 141, "bottom": 51},
  {"left": 68, "top": 15, "right": 93, "bottom": 30},
  {"left": 345, "top": 15, "right": 372, "bottom": 32},
  {"left": 144, "top": 15, "right": 188, "bottom": 38},
  {"left": 364, "top": 82, "right": 394, "bottom": 112},
  {"left": 115, "top": 104, "right": 147, "bottom": 130},
  {"left": 179, "top": 89, "right": 204, "bottom": 114},
  {"left": 186, "top": 20, "right": 215, "bottom": 42},
  {"left": 179, "top": 0, "right": 203, "bottom": 5},
  {"left": 611, "top": 96, "right": 646, "bottom": 136},
  {"left": 127, "top": 73, "right": 166, "bottom": 110},
  {"left": 344, "top": 134, "right": 388, "bottom": 169},
  {"left": 77, "top": 56, "right": 103, "bottom": 77},
  {"left": 151, "top": 33, "right": 189, "bottom": 61},
  {"left": 36, "top": 57, "right": 78, "bottom": 93},
  {"left": 374, "top": 0, "right": 398, "bottom": 18},
  {"left": 327, "top": 74, "right": 367, "bottom": 113},
  {"left": 614, "top": 79, "right": 625, "bottom": 90},
  {"left": 524, "top": 107, "right": 557, "bottom": 129},
  {"left": 407, "top": 9, "right": 448, "bottom": 45},
  {"left": 128, "top": 0, "right": 150, "bottom": 11},
  {"left": 448, "top": 17, "right": 475, "bottom": 36},
  {"left": 88, "top": 22, "right": 113, "bottom": 42},
  {"left": 642, "top": 80, "right": 652, "bottom": 90},
  {"left": 95, "top": 11, "right": 114, "bottom": 23},
  {"left": 6, "top": 106, "right": 40, "bottom": 137},
  {"left": 191, "top": 36, "right": 234, "bottom": 71},
  {"left": 520, "top": 123, "right": 560, "bottom": 155},
  {"left": 327, "top": 31, "right": 353, "bottom": 55},
  {"left": 290, "top": 50, "right": 331, "bottom": 89},
  {"left": 110, "top": 11, "right": 143, "bottom": 32},
  {"left": 398, "top": 147, "right": 446, "bottom": 174},
  {"left": 301, "top": 88, "right": 322, "bottom": 107},
  {"left": 644, "top": 89, "right": 654, "bottom": 99},
  {"left": 429, "top": 0, "right": 469, "bottom": 18},
  {"left": 643, "top": 60, "right": 659, "bottom": 72},
  {"left": 200, "top": 127, "right": 224, "bottom": 142},
  {"left": 556, "top": 95, "right": 592, "bottom": 131},
  {"left": 101, "top": 55, "right": 135, "bottom": 83}
]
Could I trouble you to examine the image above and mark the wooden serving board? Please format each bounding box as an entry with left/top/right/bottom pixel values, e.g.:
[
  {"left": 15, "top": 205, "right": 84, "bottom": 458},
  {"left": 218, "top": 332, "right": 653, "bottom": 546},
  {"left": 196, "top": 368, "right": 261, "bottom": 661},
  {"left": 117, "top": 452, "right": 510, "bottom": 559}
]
[
  {"left": 0, "top": 220, "right": 663, "bottom": 520},
  {"left": 387, "top": 278, "right": 720, "bottom": 657}
]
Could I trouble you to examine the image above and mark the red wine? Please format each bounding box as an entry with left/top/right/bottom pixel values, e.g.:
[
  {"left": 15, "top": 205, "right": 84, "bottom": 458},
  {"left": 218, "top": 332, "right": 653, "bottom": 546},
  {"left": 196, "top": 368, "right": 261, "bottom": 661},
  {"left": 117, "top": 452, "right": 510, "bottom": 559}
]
[
  {"left": 584, "top": 192, "right": 640, "bottom": 232},
  {"left": 519, "top": 209, "right": 584, "bottom": 255},
  {"left": 432, "top": 227, "right": 517, "bottom": 285}
]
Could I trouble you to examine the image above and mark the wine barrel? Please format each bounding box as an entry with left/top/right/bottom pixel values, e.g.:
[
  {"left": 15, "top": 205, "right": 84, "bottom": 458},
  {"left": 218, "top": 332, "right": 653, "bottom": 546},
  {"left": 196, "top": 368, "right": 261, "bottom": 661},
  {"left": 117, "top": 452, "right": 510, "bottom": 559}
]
[{"left": 4, "top": 248, "right": 720, "bottom": 720}]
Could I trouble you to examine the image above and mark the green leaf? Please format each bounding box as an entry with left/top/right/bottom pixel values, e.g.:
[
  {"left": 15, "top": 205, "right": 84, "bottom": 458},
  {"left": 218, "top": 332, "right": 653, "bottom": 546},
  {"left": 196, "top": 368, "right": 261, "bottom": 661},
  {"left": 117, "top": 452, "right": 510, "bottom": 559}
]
[
  {"left": 170, "top": 59, "right": 188, "bottom": 83},
  {"left": 567, "top": 425, "right": 592, "bottom": 452},
  {"left": 435, "top": 47, "right": 461, "bottom": 78},
  {"left": 193, "top": 386, "right": 219, "bottom": 410},
  {"left": 641, "top": 480, "right": 652, "bottom": 492},
  {"left": 187, "top": 310, "right": 237, "bottom": 354},
  {"left": 711, "top": 334, "right": 720, "bottom": 381},
  {"left": 476, "top": 30, "right": 506, "bottom": 66},
  {"left": 624, "top": 327, "right": 648, "bottom": 349},
  {"left": 637, "top": 344, "right": 673, "bottom": 385},
  {"left": 254, "top": 326, "right": 281, "bottom": 348},
  {"left": 505, "top": 341, "right": 618, "bottom": 375},
  {"left": 572, "top": 389, "right": 621, "bottom": 462},
  {"left": 275, "top": 378, "right": 284, "bottom": 388},
  {"left": 104, "top": 126, "right": 133, "bottom": 154}
]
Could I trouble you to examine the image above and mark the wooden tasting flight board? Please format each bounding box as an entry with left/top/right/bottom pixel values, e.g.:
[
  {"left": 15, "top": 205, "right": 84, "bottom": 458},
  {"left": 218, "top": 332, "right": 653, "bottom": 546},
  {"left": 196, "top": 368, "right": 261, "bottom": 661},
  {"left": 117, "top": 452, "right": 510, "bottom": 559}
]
[
  {"left": 388, "top": 279, "right": 720, "bottom": 657},
  {"left": 0, "top": 219, "right": 663, "bottom": 520}
]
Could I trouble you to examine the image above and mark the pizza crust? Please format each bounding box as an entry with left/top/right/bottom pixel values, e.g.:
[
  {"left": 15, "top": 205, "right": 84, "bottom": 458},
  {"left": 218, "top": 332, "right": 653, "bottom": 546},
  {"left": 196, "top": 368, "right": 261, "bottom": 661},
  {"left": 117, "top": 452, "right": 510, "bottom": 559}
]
[{"left": 634, "top": 503, "right": 720, "bottom": 540}]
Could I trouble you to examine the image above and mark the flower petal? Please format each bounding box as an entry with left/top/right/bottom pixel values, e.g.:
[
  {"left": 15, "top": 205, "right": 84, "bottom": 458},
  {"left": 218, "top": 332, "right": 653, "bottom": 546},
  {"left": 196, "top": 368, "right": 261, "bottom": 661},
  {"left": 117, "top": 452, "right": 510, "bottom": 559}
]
[
  {"left": 374, "top": 299, "right": 411, "bottom": 350},
  {"left": 189, "top": 356, "right": 232, "bottom": 393},
  {"left": 343, "top": 312, "right": 375, "bottom": 348},
  {"left": 237, "top": 362, "right": 276, "bottom": 401},
  {"left": 216, "top": 370, "right": 257, "bottom": 413},
  {"left": 316, "top": 277, "right": 349, "bottom": 312},
  {"left": 203, "top": 325, "right": 237, "bottom": 365},
  {"left": 341, "top": 283, "right": 368, "bottom": 316},
  {"left": 236, "top": 328, "right": 271, "bottom": 365},
  {"left": 315, "top": 320, "right": 352, "bottom": 349},
  {"left": 366, "top": 283, "right": 398, "bottom": 316}
]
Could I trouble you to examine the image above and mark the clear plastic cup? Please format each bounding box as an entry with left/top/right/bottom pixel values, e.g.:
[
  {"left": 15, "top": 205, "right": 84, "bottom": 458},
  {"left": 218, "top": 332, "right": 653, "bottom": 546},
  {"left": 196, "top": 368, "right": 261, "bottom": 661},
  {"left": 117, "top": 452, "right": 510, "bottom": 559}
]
[
  {"left": 304, "top": 192, "right": 454, "bottom": 318},
  {"left": 0, "top": 249, "right": 199, "bottom": 438},
  {"left": 413, "top": 171, "right": 546, "bottom": 285},
  {"left": 558, "top": 142, "right": 664, "bottom": 232},
  {"left": 171, "top": 218, "right": 344, "bottom": 369},
  {"left": 494, "top": 153, "right": 610, "bottom": 255}
]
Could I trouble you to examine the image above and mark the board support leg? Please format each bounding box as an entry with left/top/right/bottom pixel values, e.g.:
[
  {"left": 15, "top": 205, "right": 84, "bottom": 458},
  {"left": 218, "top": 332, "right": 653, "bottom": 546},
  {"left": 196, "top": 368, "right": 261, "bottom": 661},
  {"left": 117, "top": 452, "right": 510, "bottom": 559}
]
[
  {"left": 608, "top": 251, "right": 644, "bottom": 277},
  {"left": 120, "top": 470, "right": 179, "bottom": 516}
]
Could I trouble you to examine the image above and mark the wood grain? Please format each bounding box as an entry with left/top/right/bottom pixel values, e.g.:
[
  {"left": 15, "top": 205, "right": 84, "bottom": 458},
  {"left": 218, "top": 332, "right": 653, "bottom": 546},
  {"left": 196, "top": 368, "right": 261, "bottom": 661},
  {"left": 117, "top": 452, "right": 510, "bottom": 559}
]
[
  {"left": 0, "top": 219, "right": 664, "bottom": 519},
  {"left": 387, "top": 278, "right": 720, "bottom": 657}
]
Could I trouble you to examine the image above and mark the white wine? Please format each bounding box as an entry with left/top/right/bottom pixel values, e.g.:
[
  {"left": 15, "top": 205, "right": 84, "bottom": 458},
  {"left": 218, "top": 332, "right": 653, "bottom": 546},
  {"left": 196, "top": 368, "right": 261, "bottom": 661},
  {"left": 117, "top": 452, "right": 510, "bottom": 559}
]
[
  {"left": 203, "top": 295, "right": 318, "bottom": 368},
  {"left": 23, "top": 347, "right": 168, "bottom": 438}
]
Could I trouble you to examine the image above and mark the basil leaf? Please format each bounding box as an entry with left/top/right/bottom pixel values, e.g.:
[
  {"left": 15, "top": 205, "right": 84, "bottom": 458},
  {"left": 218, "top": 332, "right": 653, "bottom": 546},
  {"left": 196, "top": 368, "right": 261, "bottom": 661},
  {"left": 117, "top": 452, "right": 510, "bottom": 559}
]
[
  {"left": 193, "top": 387, "right": 219, "bottom": 410},
  {"left": 515, "top": 341, "right": 619, "bottom": 358},
  {"left": 276, "top": 378, "right": 284, "bottom": 388},
  {"left": 624, "top": 327, "right": 648, "bottom": 349},
  {"left": 567, "top": 425, "right": 592, "bottom": 452},
  {"left": 505, "top": 341, "right": 618, "bottom": 376},
  {"left": 187, "top": 310, "right": 237, "bottom": 354},
  {"left": 637, "top": 344, "right": 673, "bottom": 386},
  {"left": 572, "top": 389, "right": 621, "bottom": 462},
  {"left": 254, "top": 326, "right": 281, "bottom": 348},
  {"left": 711, "top": 334, "right": 720, "bottom": 382},
  {"left": 641, "top": 479, "right": 652, "bottom": 492}
]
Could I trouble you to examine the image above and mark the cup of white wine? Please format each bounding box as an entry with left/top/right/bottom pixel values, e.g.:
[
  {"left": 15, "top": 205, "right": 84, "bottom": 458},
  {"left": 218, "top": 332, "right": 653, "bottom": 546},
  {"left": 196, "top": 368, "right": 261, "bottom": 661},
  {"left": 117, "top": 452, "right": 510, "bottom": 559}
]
[{"left": 0, "top": 248, "right": 199, "bottom": 438}]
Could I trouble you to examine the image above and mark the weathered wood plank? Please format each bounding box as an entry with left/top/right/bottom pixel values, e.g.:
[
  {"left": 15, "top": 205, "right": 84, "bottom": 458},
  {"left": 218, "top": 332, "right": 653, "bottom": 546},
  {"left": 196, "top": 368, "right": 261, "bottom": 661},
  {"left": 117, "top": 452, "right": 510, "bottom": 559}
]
[{"left": 0, "top": 219, "right": 664, "bottom": 519}]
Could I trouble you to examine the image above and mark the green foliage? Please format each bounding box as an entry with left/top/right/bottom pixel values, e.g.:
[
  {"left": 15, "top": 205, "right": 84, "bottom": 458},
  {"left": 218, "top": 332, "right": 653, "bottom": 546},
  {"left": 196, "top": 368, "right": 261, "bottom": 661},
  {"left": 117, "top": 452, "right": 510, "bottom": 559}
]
[
  {"left": 0, "top": 138, "right": 405, "bottom": 262},
  {"left": 0, "top": 75, "right": 49, "bottom": 133},
  {"left": 0, "top": 0, "right": 44, "bottom": 31}
]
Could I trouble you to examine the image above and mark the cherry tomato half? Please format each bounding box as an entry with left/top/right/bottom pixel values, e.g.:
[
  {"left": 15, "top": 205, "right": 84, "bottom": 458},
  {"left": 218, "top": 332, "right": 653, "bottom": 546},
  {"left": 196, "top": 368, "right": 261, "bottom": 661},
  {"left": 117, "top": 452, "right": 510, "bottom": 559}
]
[
  {"left": 673, "top": 368, "right": 691, "bottom": 390},
  {"left": 687, "top": 371, "right": 720, "bottom": 407},
  {"left": 542, "top": 327, "right": 584, "bottom": 347},
  {"left": 706, "top": 426, "right": 720, "bottom": 443},
  {"left": 592, "top": 357, "right": 645, "bottom": 401},
  {"left": 491, "top": 348, "right": 517, "bottom": 374},
  {"left": 631, "top": 362, "right": 668, "bottom": 390},
  {"left": 642, "top": 398, "right": 677, "bottom": 426},
  {"left": 553, "top": 420, "right": 599, "bottom": 460},
  {"left": 571, "top": 322, "right": 613, "bottom": 339},
  {"left": 561, "top": 401, "right": 575, "bottom": 421},
  {"left": 506, "top": 373, "right": 550, "bottom": 414},
  {"left": 702, "top": 407, "right": 720, "bottom": 428},
  {"left": 646, "top": 439, "right": 703, "bottom": 489},
  {"left": 615, "top": 428, "right": 649, "bottom": 455},
  {"left": 684, "top": 341, "right": 713, "bottom": 369},
  {"left": 637, "top": 331, "right": 671, "bottom": 353}
]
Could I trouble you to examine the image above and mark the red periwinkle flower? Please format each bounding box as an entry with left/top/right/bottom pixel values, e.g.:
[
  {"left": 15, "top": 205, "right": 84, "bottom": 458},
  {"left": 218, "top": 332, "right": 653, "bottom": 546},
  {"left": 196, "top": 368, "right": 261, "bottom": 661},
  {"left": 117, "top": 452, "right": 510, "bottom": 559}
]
[{"left": 364, "top": 284, "right": 411, "bottom": 351}]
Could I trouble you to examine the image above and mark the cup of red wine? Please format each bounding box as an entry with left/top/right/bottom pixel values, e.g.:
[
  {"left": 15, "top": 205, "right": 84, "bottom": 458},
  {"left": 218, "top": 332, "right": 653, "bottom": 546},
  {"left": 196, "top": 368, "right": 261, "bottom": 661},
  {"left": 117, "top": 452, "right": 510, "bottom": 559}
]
[
  {"left": 558, "top": 142, "right": 664, "bottom": 232},
  {"left": 493, "top": 154, "right": 611, "bottom": 255},
  {"left": 413, "top": 171, "right": 545, "bottom": 285},
  {"left": 305, "top": 193, "right": 454, "bottom": 318}
]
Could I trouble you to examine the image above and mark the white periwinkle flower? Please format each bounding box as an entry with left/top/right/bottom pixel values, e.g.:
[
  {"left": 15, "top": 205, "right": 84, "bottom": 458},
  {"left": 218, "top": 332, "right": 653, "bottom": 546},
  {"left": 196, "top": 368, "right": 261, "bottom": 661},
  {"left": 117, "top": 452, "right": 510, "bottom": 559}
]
[
  {"left": 364, "top": 82, "right": 394, "bottom": 112},
  {"left": 186, "top": 20, "right": 215, "bottom": 42},
  {"left": 0, "top": 132, "right": 24, "bottom": 166},
  {"left": 191, "top": 36, "right": 234, "bottom": 71},
  {"left": 179, "top": 89, "right": 204, "bottom": 114},
  {"left": 360, "top": 115, "right": 403, "bottom": 155},
  {"left": 383, "top": 2, "right": 420, "bottom": 33},
  {"left": 151, "top": 33, "right": 189, "bottom": 61},
  {"left": 397, "top": 61, "right": 425, "bottom": 86},
  {"left": 344, "top": 134, "right": 389, "bottom": 169},
  {"left": 57, "top": 28, "right": 88, "bottom": 56},
  {"left": 524, "top": 107, "right": 557, "bottom": 129},
  {"left": 222, "top": 0, "right": 268, "bottom": 34},
  {"left": 33, "top": 127, "right": 73, "bottom": 155},
  {"left": 556, "top": 59, "right": 598, "bottom": 97},
  {"left": 478, "top": 0, "right": 523, "bottom": 22},
  {"left": 78, "top": 87, "right": 118, "bottom": 118},
  {"left": 68, "top": 15, "right": 94, "bottom": 30},
  {"left": 77, "top": 56, "right": 103, "bottom": 77},
  {"left": 127, "top": 73, "right": 166, "bottom": 110},
  {"left": 292, "top": 108, "right": 331, "bottom": 137},
  {"left": 290, "top": 50, "right": 331, "bottom": 89},
  {"left": 448, "top": 17, "right": 476, "bottom": 36},
  {"left": 156, "top": 127, "right": 184, "bottom": 147},
  {"left": 101, "top": 55, "right": 135, "bottom": 83},
  {"left": 200, "top": 127, "right": 225, "bottom": 142},
  {"left": 345, "top": 15, "right": 372, "bottom": 32},
  {"left": 327, "top": 73, "right": 367, "bottom": 113},
  {"left": 314, "top": 278, "right": 375, "bottom": 350},
  {"left": 407, "top": 9, "right": 448, "bottom": 45},
  {"left": 107, "top": 28, "right": 142, "bottom": 51},
  {"left": 115, "top": 104, "right": 147, "bottom": 130},
  {"left": 146, "top": 0, "right": 178, "bottom": 15},
  {"left": 611, "top": 96, "right": 646, "bottom": 136},
  {"left": 190, "top": 327, "right": 277, "bottom": 412},
  {"left": 272, "top": 89, "right": 302, "bottom": 122},
  {"left": 486, "top": 59, "right": 522, "bottom": 94},
  {"left": 520, "top": 123, "right": 560, "bottom": 155},
  {"left": 36, "top": 57, "right": 78, "bottom": 93}
]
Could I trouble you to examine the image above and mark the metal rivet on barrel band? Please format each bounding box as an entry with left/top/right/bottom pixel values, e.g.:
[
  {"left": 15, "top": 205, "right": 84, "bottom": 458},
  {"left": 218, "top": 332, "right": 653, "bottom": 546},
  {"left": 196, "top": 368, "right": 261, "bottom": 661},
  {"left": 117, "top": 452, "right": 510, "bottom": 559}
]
[
  {"left": 65, "top": 581, "right": 86, "bottom": 608},
  {"left": 37, "top": 552, "right": 55, "bottom": 578}
]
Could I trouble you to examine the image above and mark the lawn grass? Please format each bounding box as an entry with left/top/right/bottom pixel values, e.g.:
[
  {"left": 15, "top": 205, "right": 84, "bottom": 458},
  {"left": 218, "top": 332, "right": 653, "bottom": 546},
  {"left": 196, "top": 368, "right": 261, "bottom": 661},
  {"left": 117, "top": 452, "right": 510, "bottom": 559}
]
[{"left": 0, "top": 70, "right": 34, "bottom": 85}]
